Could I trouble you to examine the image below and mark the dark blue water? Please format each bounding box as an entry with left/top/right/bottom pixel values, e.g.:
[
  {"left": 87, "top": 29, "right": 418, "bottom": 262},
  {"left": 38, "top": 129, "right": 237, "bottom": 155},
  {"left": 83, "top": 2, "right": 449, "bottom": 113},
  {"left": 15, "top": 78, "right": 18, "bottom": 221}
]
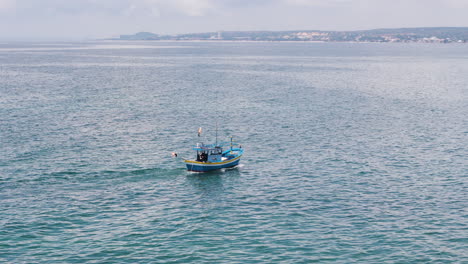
[{"left": 1, "top": 41, "right": 467, "bottom": 263}]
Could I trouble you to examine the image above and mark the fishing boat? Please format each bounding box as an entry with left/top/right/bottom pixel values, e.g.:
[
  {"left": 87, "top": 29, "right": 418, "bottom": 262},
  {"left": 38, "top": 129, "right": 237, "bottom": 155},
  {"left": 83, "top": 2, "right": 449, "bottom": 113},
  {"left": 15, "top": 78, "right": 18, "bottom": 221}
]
[{"left": 183, "top": 133, "right": 243, "bottom": 172}]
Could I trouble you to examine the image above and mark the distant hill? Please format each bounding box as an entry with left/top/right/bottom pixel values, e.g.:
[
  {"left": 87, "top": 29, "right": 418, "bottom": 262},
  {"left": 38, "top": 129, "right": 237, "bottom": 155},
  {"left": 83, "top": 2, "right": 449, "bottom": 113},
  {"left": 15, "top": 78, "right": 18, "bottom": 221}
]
[
  {"left": 116, "top": 27, "right": 468, "bottom": 43},
  {"left": 119, "top": 32, "right": 159, "bottom": 40}
]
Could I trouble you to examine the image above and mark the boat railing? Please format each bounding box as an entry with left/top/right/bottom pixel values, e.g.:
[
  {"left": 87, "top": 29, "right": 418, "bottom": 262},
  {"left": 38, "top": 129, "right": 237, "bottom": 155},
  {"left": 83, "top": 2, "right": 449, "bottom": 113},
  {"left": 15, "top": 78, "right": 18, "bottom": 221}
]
[{"left": 193, "top": 141, "right": 240, "bottom": 150}]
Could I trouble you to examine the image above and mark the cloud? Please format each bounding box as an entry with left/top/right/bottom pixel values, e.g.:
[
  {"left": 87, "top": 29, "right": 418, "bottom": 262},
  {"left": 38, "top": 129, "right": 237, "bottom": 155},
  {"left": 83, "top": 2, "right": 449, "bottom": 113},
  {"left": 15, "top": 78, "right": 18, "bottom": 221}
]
[
  {"left": 5, "top": 0, "right": 468, "bottom": 17},
  {"left": 5, "top": 0, "right": 215, "bottom": 17},
  {"left": 284, "top": 0, "right": 352, "bottom": 7},
  {"left": 0, "top": 0, "right": 15, "bottom": 11},
  {"left": 170, "top": 0, "right": 214, "bottom": 16},
  {"left": 445, "top": 0, "right": 468, "bottom": 8}
]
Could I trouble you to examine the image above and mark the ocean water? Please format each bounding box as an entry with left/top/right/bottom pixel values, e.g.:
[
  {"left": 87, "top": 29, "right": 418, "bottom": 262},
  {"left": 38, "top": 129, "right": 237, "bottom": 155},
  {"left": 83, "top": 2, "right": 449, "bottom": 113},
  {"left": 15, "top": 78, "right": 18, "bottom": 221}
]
[{"left": 1, "top": 41, "right": 467, "bottom": 263}]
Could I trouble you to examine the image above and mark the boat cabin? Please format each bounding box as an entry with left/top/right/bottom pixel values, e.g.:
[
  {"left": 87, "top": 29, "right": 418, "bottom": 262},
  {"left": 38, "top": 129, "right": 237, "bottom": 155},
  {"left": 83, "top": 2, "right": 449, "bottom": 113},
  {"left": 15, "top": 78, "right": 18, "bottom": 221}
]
[{"left": 194, "top": 143, "right": 223, "bottom": 163}]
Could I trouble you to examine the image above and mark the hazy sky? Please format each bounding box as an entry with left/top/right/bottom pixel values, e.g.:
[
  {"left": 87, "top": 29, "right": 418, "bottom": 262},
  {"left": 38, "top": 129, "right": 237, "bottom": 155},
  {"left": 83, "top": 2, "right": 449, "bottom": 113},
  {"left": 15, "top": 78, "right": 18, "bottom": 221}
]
[{"left": 1, "top": 0, "right": 468, "bottom": 40}]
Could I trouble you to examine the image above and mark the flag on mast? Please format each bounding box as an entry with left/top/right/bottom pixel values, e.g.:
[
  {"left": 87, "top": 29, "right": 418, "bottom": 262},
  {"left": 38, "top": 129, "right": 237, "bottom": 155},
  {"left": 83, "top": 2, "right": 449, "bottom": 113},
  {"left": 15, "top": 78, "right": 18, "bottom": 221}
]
[{"left": 198, "top": 127, "right": 202, "bottom": 137}]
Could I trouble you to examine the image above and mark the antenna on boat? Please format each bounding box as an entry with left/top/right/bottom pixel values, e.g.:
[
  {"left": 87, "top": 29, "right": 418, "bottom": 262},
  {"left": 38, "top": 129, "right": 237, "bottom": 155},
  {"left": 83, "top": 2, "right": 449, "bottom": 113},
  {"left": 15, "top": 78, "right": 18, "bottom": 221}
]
[
  {"left": 215, "top": 120, "right": 218, "bottom": 146},
  {"left": 215, "top": 88, "right": 219, "bottom": 147}
]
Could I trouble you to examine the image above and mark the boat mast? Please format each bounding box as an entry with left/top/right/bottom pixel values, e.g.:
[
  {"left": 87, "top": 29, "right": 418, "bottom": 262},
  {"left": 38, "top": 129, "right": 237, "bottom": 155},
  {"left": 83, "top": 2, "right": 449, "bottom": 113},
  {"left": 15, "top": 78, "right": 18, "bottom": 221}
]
[
  {"left": 215, "top": 120, "right": 218, "bottom": 146},
  {"left": 215, "top": 89, "right": 219, "bottom": 147}
]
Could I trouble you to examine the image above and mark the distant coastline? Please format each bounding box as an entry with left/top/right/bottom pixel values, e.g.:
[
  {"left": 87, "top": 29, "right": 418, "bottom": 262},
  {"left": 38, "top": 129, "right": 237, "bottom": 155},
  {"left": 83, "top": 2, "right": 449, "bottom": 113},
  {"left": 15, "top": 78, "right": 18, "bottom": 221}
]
[{"left": 114, "top": 27, "right": 468, "bottom": 43}]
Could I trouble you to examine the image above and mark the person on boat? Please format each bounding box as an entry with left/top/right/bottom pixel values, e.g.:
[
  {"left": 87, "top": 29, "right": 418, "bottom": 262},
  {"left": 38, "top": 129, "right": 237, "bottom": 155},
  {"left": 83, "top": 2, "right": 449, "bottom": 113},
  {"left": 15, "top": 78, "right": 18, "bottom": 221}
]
[
  {"left": 201, "top": 152, "right": 207, "bottom": 162},
  {"left": 197, "top": 152, "right": 206, "bottom": 162}
]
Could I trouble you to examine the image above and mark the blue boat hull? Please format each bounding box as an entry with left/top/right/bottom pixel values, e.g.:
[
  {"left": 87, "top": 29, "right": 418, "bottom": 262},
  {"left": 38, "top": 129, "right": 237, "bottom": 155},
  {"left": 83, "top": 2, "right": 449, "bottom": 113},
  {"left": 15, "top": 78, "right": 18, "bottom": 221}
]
[{"left": 185, "top": 157, "right": 241, "bottom": 172}]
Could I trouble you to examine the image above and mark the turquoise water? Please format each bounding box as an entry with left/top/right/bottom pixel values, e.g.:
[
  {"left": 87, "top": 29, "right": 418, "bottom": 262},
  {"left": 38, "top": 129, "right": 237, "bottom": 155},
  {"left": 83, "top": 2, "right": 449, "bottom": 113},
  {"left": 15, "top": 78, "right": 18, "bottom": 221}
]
[{"left": 1, "top": 41, "right": 467, "bottom": 263}]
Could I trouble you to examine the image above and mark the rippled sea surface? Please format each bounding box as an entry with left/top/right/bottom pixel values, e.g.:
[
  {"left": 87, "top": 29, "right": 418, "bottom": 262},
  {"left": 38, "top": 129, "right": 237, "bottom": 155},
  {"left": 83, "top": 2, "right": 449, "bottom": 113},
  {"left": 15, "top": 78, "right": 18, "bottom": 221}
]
[{"left": 1, "top": 41, "right": 467, "bottom": 263}]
